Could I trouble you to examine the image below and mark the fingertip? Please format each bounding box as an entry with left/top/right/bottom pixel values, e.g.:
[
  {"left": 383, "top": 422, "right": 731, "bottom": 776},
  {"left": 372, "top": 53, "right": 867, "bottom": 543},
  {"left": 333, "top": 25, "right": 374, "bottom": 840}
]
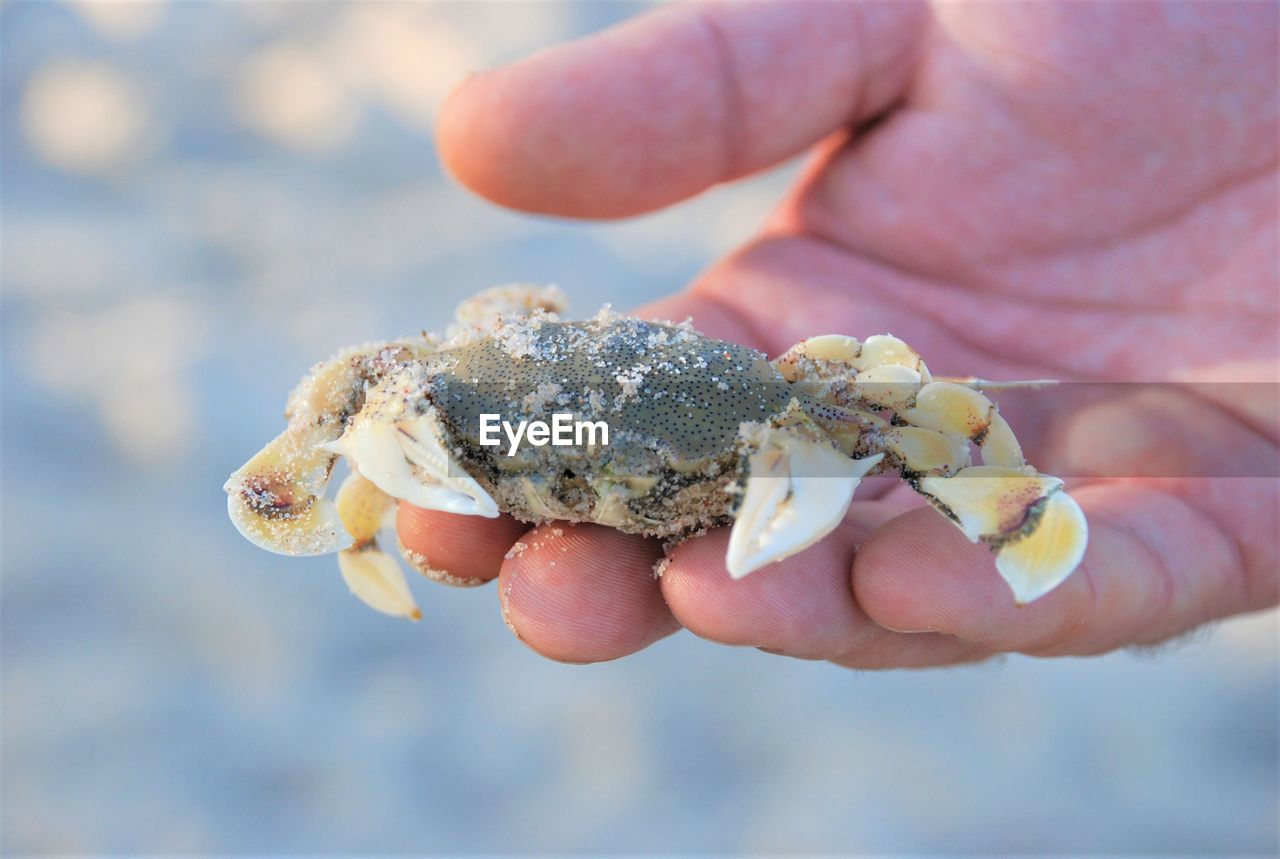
[
  {"left": 659, "top": 530, "right": 769, "bottom": 647},
  {"left": 498, "top": 524, "right": 680, "bottom": 663},
  {"left": 434, "top": 76, "right": 473, "bottom": 186},
  {"left": 435, "top": 69, "right": 543, "bottom": 213},
  {"left": 434, "top": 27, "right": 702, "bottom": 218},
  {"left": 396, "top": 503, "right": 528, "bottom": 585}
]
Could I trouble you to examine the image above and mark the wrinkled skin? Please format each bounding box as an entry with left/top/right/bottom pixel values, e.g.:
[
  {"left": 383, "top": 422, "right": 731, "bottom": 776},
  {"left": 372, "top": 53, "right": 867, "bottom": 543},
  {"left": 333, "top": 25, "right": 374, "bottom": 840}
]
[{"left": 404, "top": 0, "right": 1278, "bottom": 666}]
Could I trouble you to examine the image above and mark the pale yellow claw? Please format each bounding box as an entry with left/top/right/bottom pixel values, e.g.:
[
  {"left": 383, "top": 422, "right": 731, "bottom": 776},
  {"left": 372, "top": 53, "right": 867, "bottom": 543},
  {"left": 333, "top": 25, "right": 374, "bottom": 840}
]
[
  {"left": 727, "top": 421, "right": 883, "bottom": 579},
  {"left": 223, "top": 428, "right": 349, "bottom": 556},
  {"left": 918, "top": 466, "right": 1087, "bottom": 604},
  {"left": 338, "top": 544, "right": 421, "bottom": 621},
  {"left": 334, "top": 471, "right": 420, "bottom": 620},
  {"left": 994, "top": 490, "right": 1088, "bottom": 605}
]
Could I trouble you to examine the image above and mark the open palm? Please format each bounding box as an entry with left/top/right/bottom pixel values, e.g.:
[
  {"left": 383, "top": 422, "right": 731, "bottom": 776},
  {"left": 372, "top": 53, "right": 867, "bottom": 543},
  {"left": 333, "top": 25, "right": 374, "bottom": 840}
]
[{"left": 399, "top": 0, "right": 1277, "bottom": 666}]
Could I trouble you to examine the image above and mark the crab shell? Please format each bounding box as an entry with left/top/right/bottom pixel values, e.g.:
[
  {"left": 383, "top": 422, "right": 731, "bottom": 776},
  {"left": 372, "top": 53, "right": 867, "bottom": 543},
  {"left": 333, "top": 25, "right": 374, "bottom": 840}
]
[
  {"left": 225, "top": 285, "right": 1088, "bottom": 621},
  {"left": 423, "top": 315, "right": 800, "bottom": 533}
]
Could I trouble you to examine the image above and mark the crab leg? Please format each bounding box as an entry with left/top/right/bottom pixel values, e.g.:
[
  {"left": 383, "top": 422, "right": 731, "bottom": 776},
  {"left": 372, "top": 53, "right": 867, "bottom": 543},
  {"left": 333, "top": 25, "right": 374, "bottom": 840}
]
[
  {"left": 334, "top": 471, "right": 421, "bottom": 620},
  {"left": 776, "top": 333, "right": 1086, "bottom": 602},
  {"left": 774, "top": 334, "right": 933, "bottom": 385},
  {"left": 916, "top": 466, "right": 1088, "bottom": 604},
  {"left": 224, "top": 343, "right": 408, "bottom": 556},
  {"left": 777, "top": 338, "right": 1049, "bottom": 460},
  {"left": 807, "top": 402, "right": 971, "bottom": 477},
  {"left": 727, "top": 420, "right": 884, "bottom": 578},
  {"left": 224, "top": 427, "right": 348, "bottom": 556},
  {"left": 800, "top": 367, "right": 984, "bottom": 475},
  {"left": 893, "top": 381, "right": 1023, "bottom": 468},
  {"left": 889, "top": 383, "right": 1087, "bottom": 599}
]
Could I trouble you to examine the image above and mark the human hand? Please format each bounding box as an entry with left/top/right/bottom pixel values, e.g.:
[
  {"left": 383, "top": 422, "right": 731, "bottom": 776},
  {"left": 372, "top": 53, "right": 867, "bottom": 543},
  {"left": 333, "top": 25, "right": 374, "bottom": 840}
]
[{"left": 400, "top": 0, "right": 1278, "bottom": 666}]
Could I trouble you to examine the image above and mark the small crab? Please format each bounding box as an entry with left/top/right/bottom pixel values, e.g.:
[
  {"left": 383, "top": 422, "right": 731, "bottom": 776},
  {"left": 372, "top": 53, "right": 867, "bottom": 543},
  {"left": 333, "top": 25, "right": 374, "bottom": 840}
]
[{"left": 225, "top": 285, "right": 1088, "bottom": 620}]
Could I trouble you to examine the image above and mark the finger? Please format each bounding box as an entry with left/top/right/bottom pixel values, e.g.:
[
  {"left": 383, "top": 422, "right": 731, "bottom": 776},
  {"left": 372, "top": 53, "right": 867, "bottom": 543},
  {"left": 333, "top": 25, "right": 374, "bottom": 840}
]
[
  {"left": 396, "top": 505, "right": 528, "bottom": 586},
  {"left": 659, "top": 502, "right": 993, "bottom": 669},
  {"left": 437, "top": 0, "right": 927, "bottom": 217},
  {"left": 499, "top": 524, "right": 680, "bottom": 663},
  {"left": 853, "top": 479, "right": 1279, "bottom": 656}
]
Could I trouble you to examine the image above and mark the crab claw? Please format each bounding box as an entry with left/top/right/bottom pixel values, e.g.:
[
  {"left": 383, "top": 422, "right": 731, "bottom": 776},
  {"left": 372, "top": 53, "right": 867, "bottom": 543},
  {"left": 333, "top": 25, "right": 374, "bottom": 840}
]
[
  {"left": 339, "top": 545, "right": 421, "bottom": 620},
  {"left": 224, "top": 340, "right": 428, "bottom": 557},
  {"left": 917, "top": 466, "right": 1088, "bottom": 604},
  {"left": 333, "top": 472, "right": 421, "bottom": 620},
  {"left": 224, "top": 430, "right": 351, "bottom": 556},
  {"left": 726, "top": 427, "right": 883, "bottom": 578},
  {"left": 322, "top": 405, "right": 500, "bottom": 518}
]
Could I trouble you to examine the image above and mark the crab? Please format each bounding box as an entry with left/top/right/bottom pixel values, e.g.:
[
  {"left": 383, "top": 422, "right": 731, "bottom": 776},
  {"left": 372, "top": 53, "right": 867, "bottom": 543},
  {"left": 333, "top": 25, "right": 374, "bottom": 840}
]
[{"left": 225, "top": 284, "right": 1088, "bottom": 621}]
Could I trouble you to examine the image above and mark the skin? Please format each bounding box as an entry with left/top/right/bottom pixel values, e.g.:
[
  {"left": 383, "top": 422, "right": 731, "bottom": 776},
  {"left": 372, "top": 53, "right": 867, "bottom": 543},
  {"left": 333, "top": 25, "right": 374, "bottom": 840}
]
[{"left": 400, "top": 0, "right": 1278, "bottom": 666}]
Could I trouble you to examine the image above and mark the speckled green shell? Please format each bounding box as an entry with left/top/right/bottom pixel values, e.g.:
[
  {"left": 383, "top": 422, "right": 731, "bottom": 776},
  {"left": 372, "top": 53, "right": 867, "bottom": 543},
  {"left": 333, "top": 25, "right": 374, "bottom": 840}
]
[{"left": 421, "top": 316, "right": 796, "bottom": 536}]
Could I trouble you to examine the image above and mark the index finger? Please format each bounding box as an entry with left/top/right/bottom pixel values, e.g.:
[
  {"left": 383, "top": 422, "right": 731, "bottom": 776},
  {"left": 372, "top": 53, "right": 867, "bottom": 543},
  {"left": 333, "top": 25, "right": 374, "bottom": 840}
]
[{"left": 437, "top": 0, "right": 927, "bottom": 217}]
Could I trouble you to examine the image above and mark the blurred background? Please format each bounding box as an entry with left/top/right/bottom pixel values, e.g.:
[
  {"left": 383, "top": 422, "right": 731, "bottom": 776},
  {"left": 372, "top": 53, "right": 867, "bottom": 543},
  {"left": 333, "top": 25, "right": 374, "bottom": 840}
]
[{"left": 1, "top": 1, "right": 1276, "bottom": 853}]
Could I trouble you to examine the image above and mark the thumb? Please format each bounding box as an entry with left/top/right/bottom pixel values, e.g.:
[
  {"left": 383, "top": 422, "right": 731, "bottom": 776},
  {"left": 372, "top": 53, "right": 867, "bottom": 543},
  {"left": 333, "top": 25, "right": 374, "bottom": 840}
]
[{"left": 436, "top": 0, "right": 928, "bottom": 218}]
